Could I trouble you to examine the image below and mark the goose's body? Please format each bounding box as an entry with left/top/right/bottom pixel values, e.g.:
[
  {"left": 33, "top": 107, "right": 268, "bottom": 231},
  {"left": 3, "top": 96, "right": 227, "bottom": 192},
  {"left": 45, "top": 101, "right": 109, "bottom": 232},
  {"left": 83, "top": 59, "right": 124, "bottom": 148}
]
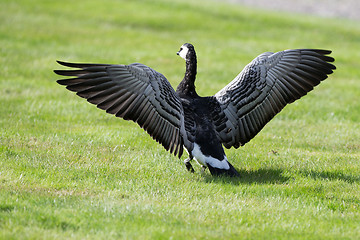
[
  {"left": 181, "top": 95, "right": 237, "bottom": 175},
  {"left": 55, "top": 43, "right": 335, "bottom": 177}
]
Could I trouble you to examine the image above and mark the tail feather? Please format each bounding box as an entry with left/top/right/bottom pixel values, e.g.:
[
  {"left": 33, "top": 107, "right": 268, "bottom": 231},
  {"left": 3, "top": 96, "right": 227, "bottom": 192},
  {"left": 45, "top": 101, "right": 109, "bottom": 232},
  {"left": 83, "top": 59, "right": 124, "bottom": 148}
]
[{"left": 207, "top": 161, "right": 240, "bottom": 177}]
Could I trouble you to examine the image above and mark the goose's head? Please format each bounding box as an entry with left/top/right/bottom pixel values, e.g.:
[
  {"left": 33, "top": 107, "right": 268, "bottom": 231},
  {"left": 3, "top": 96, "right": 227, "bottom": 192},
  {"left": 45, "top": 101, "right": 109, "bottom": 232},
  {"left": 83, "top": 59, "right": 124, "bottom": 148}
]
[{"left": 177, "top": 43, "right": 195, "bottom": 61}]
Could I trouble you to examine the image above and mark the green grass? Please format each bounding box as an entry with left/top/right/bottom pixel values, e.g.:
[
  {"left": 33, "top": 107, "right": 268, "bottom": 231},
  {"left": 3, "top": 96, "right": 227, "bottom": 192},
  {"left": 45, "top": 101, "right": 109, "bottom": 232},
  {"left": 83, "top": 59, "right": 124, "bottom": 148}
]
[{"left": 1, "top": 0, "right": 360, "bottom": 239}]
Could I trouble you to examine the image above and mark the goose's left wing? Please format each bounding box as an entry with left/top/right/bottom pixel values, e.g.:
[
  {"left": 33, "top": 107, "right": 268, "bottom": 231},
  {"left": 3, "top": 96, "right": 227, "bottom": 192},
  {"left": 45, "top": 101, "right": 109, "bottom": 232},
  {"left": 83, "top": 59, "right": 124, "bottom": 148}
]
[
  {"left": 55, "top": 61, "right": 187, "bottom": 157},
  {"left": 213, "top": 49, "right": 335, "bottom": 149}
]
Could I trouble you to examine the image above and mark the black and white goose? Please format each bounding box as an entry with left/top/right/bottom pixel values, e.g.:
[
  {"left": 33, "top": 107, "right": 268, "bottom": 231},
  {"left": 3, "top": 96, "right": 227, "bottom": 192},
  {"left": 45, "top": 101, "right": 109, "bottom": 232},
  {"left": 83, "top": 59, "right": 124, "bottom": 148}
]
[{"left": 55, "top": 43, "right": 335, "bottom": 177}]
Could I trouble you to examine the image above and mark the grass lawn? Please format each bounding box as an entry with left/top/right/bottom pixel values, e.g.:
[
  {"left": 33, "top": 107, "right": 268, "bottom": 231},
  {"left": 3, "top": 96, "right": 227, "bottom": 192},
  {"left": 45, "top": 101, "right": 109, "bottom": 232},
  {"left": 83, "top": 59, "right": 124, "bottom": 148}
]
[{"left": 1, "top": 0, "right": 359, "bottom": 239}]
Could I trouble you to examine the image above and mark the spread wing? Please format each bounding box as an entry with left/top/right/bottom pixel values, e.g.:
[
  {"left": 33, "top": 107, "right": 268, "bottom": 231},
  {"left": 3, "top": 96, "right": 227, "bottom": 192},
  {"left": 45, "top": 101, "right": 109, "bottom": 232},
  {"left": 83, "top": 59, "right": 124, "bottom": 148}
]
[
  {"left": 54, "top": 61, "right": 187, "bottom": 157},
  {"left": 214, "top": 49, "right": 336, "bottom": 148}
]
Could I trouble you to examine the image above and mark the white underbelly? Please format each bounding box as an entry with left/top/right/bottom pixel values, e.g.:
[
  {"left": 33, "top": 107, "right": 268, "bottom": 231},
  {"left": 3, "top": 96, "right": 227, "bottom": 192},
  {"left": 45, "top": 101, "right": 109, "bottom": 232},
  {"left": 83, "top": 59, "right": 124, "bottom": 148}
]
[{"left": 189, "top": 143, "right": 230, "bottom": 170}]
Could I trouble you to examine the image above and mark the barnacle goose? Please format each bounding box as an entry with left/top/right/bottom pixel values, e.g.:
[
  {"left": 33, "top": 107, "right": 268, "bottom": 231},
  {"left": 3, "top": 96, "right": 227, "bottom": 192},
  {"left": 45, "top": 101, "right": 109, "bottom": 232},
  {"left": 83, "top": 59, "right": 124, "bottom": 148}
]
[{"left": 54, "top": 43, "right": 335, "bottom": 177}]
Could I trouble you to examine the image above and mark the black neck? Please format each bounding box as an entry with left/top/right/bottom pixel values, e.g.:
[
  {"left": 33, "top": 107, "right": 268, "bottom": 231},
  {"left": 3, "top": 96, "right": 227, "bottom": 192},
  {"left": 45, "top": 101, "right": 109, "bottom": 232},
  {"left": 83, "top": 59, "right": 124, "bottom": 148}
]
[{"left": 176, "top": 52, "right": 198, "bottom": 97}]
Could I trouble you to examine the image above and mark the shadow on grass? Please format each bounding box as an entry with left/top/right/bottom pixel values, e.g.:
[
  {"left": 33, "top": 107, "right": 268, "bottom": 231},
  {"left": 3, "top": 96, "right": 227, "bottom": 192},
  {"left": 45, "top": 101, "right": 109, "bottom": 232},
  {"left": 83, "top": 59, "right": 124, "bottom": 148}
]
[
  {"left": 203, "top": 168, "right": 360, "bottom": 185},
  {"left": 300, "top": 170, "right": 360, "bottom": 183},
  {"left": 203, "top": 168, "right": 291, "bottom": 185}
]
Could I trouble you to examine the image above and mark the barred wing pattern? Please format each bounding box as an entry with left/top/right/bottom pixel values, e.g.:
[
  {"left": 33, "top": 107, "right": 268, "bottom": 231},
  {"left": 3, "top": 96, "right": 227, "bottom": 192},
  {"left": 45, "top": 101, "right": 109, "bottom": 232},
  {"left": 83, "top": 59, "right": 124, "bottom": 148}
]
[
  {"left": 55, "top": 61, "right": 186, "bottom": 157},
  {"left": 214, "top": 49, "right": 335, "bottom": 149}
]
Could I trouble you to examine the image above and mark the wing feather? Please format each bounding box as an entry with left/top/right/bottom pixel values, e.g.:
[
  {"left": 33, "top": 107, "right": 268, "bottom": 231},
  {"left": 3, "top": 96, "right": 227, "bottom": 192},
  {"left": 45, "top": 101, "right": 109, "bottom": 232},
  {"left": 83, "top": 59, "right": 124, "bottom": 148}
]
[
  {"left": 55, "top": 61, "right": 187, "bottom": 157},
  {"left": 214, "top": 49, "right": 335, "bottom": 148}
]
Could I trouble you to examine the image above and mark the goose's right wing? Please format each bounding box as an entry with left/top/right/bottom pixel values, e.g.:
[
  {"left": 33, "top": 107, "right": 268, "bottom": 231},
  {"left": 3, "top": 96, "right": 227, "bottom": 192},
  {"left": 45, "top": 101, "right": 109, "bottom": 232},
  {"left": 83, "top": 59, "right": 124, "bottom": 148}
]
[
  {"left": 213, "top": 49, "right": 335, "bottom": 149},
  {"left": 55, "top": 61, "right": 187, "bottom": 157}
]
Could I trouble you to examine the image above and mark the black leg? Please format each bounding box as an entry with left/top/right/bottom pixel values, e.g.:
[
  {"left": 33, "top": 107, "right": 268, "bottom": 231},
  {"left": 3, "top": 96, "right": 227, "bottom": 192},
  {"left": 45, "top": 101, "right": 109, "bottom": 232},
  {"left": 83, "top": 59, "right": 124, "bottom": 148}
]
[
  {"left": 185, "top": 162, "right": 195, "bottom": 173},
  {"left": 184, "top": 157, "right": 195, "bottom": 173}
]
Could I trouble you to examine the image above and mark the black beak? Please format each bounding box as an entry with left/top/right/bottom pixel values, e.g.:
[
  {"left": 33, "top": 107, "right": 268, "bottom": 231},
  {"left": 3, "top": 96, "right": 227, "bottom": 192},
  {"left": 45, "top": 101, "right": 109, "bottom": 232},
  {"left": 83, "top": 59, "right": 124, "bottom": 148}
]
[{"left": 176, "top": 51, "right": 180, "bottom": 55}]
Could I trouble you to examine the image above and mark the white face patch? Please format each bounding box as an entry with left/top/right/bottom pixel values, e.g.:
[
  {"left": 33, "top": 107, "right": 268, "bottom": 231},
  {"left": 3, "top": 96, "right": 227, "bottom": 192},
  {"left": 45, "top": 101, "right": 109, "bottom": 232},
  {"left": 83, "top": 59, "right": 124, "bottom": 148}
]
[{"left": 178, "top": 45, "right": 189, "bottom": 60}]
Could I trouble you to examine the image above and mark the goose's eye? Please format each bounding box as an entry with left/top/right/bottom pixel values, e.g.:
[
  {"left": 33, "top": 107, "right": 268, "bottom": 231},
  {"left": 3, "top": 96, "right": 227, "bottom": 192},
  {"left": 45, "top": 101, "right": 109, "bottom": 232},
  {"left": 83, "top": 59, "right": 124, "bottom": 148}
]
[{"left": 180, "top": 48, "right": 183, "bottom": 51}]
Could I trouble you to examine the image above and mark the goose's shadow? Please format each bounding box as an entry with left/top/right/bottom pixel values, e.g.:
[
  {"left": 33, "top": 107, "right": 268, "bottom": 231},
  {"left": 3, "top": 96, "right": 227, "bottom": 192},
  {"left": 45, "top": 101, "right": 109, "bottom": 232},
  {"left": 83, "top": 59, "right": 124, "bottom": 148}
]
[
  {"left": 202, "top": 168, "right": 360, "bottom": 185},
  {"left": 300, "top": 170, "right": 360, "bottom": 183},
  {"left": 203, "top": 168, "right": 290, "bottom": 185}
]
